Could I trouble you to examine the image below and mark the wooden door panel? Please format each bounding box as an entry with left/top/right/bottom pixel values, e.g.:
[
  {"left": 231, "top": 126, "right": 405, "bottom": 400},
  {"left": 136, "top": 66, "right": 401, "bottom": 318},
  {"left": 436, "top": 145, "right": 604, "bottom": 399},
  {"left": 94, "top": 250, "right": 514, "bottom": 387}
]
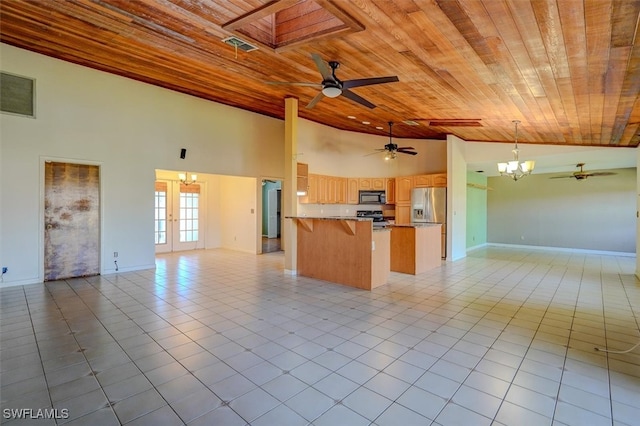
[{"left": 44, "top": 162, "right": 100, "bottom": 281}]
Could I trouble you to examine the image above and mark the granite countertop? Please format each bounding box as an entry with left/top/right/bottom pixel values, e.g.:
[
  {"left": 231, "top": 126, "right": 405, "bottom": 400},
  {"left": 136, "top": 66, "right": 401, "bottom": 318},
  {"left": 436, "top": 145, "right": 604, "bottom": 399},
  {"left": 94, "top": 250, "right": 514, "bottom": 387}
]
[
  {"left": 286, "top": 216, "right": 372, "bottom": 221},
  {"left": 372, "top": 227, "right": 392, "bottom": 232},
  {"left": 388, "top": 223, "right": 442, "bottom": 228}
]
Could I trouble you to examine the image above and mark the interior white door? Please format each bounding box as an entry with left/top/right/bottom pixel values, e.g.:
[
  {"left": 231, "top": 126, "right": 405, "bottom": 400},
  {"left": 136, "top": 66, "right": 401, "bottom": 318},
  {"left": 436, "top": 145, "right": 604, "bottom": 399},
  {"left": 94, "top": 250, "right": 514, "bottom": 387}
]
[
  {"left": 155, "top": 180, "right": 203, "bottom": 253},
  {"left": 267, "top": 189, "right": 278, "bottom": 238}
]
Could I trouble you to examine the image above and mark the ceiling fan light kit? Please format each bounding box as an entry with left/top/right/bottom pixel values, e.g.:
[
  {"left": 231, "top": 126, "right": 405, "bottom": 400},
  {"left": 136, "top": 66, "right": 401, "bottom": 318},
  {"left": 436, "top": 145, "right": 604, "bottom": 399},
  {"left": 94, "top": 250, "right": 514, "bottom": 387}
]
[
  {"left": 267, "top": 53, "right": 398, "bottom": 109},
  {"left": 497, "top": 120, "right": 535, "bottom": 181}
]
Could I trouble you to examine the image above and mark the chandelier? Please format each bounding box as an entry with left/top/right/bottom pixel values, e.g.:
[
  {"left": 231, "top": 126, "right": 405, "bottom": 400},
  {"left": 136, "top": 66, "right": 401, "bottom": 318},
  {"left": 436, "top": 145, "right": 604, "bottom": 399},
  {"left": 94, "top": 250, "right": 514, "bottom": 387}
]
[
  {"left": 497, "top": 120, "right": 535, "bottom": 181},
  {"left": 178, "top": 172, "right": 197, "bottom": 185}
]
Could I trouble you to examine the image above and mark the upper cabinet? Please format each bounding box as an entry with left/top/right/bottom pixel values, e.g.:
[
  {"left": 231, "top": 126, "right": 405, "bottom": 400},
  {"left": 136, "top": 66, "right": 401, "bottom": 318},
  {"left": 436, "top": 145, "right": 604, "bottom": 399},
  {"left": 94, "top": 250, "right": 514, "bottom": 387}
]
[
  {"left": 396, "top": 176, "right": 413, "bottom": 203},
  {"left": 414, "top": 174, "right": 432, "bottom": 187},
  {"left": 385, "top": 178, "right": 395, "bottom": 204},
  {"left": 347, "top": 178, "right": 359, "bottom": 204},
  {"left": 358, "top": 178, "right": 372, "bottom": 190},
  {"left": 299, "top": 169, "right": 445, "bottom": 206},
  {"left": 297, "top": 162, "right": 308, "bottom": 194},
  {"left": 371, "top": 178, "right": 385, "bottom": 190},
  {"left": 432, "top": 173, "right": 447, "bottom": 187}
]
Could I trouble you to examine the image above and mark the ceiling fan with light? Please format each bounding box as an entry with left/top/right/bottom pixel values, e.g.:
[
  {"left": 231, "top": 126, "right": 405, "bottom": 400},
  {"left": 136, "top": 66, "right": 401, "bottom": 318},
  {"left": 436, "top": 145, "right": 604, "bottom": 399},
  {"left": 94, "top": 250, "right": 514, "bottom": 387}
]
[
  {"left": 550, "top": 163, "right": 617, "bottom": 180},
  {"left": 370, "top": 121, "right": 418, "bottom": 160},
  {"left": 266, "top": 53, "right": 399, "bottom": 109}
]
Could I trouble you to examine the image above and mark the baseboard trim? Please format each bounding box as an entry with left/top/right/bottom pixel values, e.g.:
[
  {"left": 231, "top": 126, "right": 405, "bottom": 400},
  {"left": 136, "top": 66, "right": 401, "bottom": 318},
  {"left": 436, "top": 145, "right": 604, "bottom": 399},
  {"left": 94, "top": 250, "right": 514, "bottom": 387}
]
[
  {"left": 487, "top": 243, "right": 636, "bottom": 257},
  {"left": 466, "top": 243, "right": 489, "bottom": 253}
]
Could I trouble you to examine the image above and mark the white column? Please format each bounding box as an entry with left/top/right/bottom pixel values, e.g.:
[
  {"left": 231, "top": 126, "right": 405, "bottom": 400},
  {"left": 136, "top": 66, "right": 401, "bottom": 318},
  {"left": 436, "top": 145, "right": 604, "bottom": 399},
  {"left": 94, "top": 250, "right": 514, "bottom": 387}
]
[{"left": 283, "top": 97, "right": 298, "bottom": 273}]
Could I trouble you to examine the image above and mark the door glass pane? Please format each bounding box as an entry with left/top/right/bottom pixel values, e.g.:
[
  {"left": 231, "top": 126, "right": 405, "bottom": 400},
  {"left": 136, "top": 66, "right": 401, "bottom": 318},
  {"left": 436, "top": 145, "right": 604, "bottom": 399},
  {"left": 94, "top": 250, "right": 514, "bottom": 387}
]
[
  {"left": 179, "top": 192, "right": 199, "bottom": 242},
  {"left": 154, "top": 190, "right": 167, "bottom": 244}
]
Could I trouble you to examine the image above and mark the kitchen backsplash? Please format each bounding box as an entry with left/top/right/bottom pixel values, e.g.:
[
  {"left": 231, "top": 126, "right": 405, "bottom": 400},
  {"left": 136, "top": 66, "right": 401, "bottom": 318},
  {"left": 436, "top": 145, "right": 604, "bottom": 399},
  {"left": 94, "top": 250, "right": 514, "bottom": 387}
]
[{"left": 297, "top": 203, "right": 395, "bottom": 217}]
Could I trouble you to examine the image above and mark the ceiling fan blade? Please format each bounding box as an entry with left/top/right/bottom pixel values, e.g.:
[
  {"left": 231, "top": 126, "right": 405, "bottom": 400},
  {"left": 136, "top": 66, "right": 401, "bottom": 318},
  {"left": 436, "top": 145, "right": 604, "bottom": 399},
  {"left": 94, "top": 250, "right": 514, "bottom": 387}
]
[
  {"left": 340, "top": 89, "right": 376, "bottom": 109},
  {"left": 396, "top": 146, "right": 415, "bottom": 150},
  {"left": 342, "top": 76, "right": 399, "bottom": 89},
  {"left": 398, "top": 150, "right": 418, "bottom": 156},
  {"left": 588, "top": 172, "right": 617, "bottom": 176},
  {"left": 306, "top": 91, "right": 325, "bottom": 109},
  {"left": 265, "top": 81, "right": 323, "bottom": 88},
  {"left": 311, "top": 53, "right": 332, "bottom": 80}
]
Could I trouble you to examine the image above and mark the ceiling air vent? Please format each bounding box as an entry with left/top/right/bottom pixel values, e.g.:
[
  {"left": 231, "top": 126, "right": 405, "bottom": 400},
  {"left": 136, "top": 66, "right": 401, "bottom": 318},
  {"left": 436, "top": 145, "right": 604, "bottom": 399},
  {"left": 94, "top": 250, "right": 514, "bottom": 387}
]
[
  {"left": 403, "top": 120, "right": 420, "bottom": 126},
  {"left": 222, "top": 36, "right": 258, "bottom": 52}
]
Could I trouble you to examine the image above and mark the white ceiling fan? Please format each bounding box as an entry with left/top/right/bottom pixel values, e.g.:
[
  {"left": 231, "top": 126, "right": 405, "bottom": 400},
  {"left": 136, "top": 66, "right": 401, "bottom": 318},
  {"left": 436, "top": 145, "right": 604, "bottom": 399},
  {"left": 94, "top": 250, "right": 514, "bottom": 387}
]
[{"left": 550, "top": 163, "right": 617, "bottom": 180}]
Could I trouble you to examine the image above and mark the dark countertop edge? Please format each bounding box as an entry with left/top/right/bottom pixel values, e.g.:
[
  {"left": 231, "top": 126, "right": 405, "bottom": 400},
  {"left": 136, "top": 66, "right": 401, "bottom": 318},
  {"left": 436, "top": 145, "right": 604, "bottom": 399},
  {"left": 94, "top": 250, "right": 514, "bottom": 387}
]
[
  {"left": 388, "top": 223, "right": 443, "bottom": 228},
  {"left": 285, "top": 216, "right": 372, "bottom": 221}
]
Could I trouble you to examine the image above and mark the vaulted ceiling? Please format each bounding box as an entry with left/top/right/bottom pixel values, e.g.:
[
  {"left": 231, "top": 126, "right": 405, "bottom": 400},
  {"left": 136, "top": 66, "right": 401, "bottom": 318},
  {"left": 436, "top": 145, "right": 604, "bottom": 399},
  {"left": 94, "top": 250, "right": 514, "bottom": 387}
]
[{"left": 1, "top": 0, "right": 639, "bottom": 148}]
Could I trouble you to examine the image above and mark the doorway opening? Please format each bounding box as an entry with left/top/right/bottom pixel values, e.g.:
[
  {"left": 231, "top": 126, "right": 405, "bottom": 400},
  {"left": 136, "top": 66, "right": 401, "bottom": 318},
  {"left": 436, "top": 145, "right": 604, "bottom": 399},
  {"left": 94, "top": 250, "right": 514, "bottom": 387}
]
[{"left": 262, "top": 179, "right": 282, "bottom": 253}]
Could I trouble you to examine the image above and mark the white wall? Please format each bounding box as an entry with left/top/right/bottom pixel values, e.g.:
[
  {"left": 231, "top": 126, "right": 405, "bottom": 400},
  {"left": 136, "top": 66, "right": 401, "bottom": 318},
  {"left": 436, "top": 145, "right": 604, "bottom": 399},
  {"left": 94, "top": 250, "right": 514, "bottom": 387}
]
[
  {"left": 0, "top": 43, "right": 284, "bottom": 286},
  {"left": 488, "top": 168, "right": 636, "bottom": 253},
  {"left": 297, "top": 119, "right": 447, "bottom": 177},
  {"left": 296, "top": 119, "right": 447, "bottom": 217}
]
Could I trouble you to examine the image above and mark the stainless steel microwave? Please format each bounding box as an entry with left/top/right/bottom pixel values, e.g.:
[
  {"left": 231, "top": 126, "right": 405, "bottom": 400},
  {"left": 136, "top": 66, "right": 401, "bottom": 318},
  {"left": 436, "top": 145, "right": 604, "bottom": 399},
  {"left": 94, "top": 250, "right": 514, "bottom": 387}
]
[{"left": 358, "top": 190, "right": 386, "bottom": 205}]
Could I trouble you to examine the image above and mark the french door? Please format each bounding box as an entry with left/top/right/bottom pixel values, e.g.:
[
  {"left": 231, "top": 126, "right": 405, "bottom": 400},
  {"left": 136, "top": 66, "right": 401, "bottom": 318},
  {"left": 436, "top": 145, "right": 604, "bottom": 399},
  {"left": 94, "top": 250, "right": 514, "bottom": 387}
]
[{"left": 155, "top": 180, "right": 202, "bottom": 253}]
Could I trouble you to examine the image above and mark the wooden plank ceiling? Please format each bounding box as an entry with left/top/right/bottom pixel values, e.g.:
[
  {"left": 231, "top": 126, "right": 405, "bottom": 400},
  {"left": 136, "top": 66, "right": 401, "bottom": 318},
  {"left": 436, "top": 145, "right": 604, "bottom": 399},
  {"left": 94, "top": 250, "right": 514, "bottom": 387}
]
[{"left": 1, "top": 0, "right": 639, "bottom": 147}]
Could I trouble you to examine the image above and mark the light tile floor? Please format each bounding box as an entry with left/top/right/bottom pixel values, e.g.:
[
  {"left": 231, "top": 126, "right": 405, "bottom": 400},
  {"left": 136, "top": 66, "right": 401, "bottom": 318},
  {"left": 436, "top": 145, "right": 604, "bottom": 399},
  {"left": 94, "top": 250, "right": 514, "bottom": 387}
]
[{"left": 1, "top": 246, "right": 639, "bottom": 425}]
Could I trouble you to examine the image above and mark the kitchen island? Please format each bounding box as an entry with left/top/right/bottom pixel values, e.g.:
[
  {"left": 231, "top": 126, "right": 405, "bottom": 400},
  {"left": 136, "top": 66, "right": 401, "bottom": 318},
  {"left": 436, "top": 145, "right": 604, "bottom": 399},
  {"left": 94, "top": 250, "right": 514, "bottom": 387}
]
[
  {"left": 288, "top": 217, "right": 390, "bottom": 290},
  {"left": 390, "top": 223, "right": 442, "bottom": 274}
]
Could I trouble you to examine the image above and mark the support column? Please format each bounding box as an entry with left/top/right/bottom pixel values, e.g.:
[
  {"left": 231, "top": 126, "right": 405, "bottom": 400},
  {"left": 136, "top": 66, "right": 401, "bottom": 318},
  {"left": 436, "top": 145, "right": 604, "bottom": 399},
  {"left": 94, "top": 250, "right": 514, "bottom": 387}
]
[{"left": 283, "top": 97, "right": 298, "bottom": 273}]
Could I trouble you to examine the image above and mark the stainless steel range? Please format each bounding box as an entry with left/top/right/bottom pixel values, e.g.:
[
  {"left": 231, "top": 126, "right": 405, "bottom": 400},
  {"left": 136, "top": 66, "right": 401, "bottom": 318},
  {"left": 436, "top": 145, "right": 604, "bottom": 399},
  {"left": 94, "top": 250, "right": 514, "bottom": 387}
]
[{"left": 356, "top": 210, "right": 388, "bottom": 227}]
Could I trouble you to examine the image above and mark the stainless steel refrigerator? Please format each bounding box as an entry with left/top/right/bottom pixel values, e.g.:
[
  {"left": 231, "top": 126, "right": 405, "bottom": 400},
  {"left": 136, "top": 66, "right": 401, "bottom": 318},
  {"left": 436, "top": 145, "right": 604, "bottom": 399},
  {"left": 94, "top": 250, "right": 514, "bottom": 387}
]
[{"left": 411, "top": 187, "right": 447, "bottom": 258}]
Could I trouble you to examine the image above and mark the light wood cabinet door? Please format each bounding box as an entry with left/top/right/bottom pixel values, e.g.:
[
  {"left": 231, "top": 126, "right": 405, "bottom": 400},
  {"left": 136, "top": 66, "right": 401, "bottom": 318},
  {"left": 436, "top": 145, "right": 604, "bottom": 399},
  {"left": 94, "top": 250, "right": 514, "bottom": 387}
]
[
  {"left": 347, "top": 178, "right": 359, "bottom": 204},
  {"left": 396, "top": 176, "right": 413, "bottom": 203},
  {"left": 306, "top": 174, "right": 319, "bottom": 204},
  {"left": 395, "top": 204, "right": 412, "bottom": 225},
  {"left": 358, "top": 178, "right": 372, "bottom": 190},
  {"left": 432, "top": 173, "right": 447, "bottom": 187},
  {"left": 385, "top": 178, "right": 395, "bottom": 204},
  {"left": 296, "top": 162, "right": 309, "bottom": 194},
  {"left": 317, "top": 175, "right": 328, "bottom": 203},
  {"left": 371, "top": 178, "right": 385, "bottom": 190},
  {"left": 337, "top": 178, "right": 347, "bottom": 204},
  {"left": 414, "top": 174, "right": 433, "bottom": 187}
]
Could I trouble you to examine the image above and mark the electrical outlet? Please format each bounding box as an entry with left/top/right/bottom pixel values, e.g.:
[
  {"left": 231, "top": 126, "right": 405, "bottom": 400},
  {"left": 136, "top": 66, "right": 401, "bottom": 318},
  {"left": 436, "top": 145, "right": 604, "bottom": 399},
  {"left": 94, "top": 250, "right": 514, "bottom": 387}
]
[
  {"left": 2, "top": 267, "right": 7, "bottom": 274},
  {"left": 113, "top": 252, "right": 118, "bottom": 258}
]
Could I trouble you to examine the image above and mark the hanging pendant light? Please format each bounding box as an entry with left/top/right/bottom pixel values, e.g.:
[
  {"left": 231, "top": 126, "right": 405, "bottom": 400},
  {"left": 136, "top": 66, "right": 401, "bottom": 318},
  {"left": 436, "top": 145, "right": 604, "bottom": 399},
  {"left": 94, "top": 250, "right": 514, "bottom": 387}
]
[
  {"left": 178, "top": 172, "right": 197, "bottom": 185},
  {"left": 497, "top": 120, "right": 535, "bottom": 181}
]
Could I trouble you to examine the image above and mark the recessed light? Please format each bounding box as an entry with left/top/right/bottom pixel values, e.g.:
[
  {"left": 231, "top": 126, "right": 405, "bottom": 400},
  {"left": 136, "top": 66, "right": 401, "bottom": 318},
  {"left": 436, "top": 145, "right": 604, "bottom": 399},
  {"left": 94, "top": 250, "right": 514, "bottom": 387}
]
[
  {"left": 362, "top": 121, "right": 370, "bottom": 125},
  {"left": 375, "top": 126, "right": 384, "bottom": 130},
  {"left": 347, "top": 115, "right": 356, "bottom": 119}
]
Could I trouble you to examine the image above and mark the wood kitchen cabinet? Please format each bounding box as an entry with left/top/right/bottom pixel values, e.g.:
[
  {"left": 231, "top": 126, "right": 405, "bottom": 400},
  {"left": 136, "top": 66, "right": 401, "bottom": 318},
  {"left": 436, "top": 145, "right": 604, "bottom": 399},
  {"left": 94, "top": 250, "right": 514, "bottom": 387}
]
[
  {"left": 371, "top": 178, "right": 385, "bottom": 190},
  {"left": 414, "top": 174, "right": 433, "bottom": 187},
  {"left": 385, "top": 178, "right": 395, "bottom": 204},
  {"left": 395, "top": 176, "right": 413, "bottom": 203},
  {"left": 347, "top": 178, "right": 359, "bottom": 204},
  {"left": 395, "top": 204, "right": 412, "bottom": 224},
  {"left": 297, "top": 162, "right": 309, "bottom": 194},
  {"left": 358, "top": 178, "right": 373, "bottom": 190},
  {"left": 337, "top": 177, "right": 348, "bottom": 204},
  {"left": 432, "top": 173, "right": 447, "bottom": 187},
  {"left": 303, "top": 173, "right": 318, "bottom": 204}
]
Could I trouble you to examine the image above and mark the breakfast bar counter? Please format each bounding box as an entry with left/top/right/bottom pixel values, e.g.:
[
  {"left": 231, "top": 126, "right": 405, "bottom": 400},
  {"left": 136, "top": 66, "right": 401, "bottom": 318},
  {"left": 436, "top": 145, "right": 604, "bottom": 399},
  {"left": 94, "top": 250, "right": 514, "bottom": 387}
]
[{"left": 287, "top": 217, "right": 390, "bottom": 290}]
